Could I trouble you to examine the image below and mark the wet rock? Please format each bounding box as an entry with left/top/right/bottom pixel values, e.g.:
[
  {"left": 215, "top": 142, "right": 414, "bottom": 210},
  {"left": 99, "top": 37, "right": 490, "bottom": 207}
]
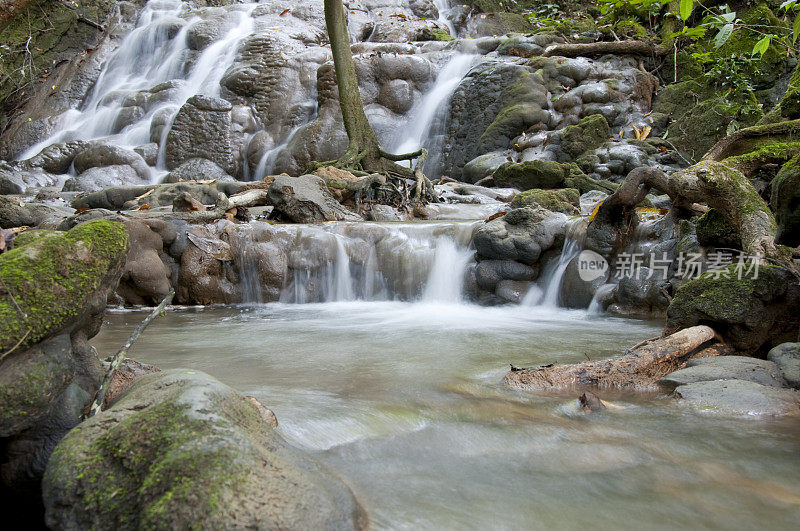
[
  {"left": 0, "top": 164, "right": 62, "bottom": 195},
  {"left": 133, "top": 143, "right": 159, "bottom": 166},
  {"left": 659, "top": 356, "right": 788, "bottom": 390},
  {"left": 165, "top": 95, "right": 234, "bottom": 173},
  {"left": 73, "top": 144, "right": 151, "bottom": 182},
  {"left": 495, "top": 279, "right": 532, "bottom": 303},
  {"left": 26, "top": 140, "right": 91, "bottom": 174},
  {"left": 665, "top": 265, "right": 800, "bottom": 354},
  {"left": 63, "top": 165, "right": 145, "bottom": 193},
  {"left": 475, "top": 259, "right": 538, "bottom": 291},
  {"left": 771, "top": 153, "right": 800, "bottom": 247},
  {"left": 70, "top": 185, "right": 155, "bottom": 211},
  {"left": 696, "top": 208, "right": 740, "bottom": 248},
  {"left": 367, "top": 204, "right": 405, "bottom": 222},
  {"left": 268, "top": 174, "right": 361, "bottom": 223},
  {"left": 559, "top": 254, "right": 608, "bottom": 308},
  {"left": 43, "top": 369, "right": 366, "bottom": 529},
  {"left": 674, "top": 380, "right": 800, "bottom": 417},
  {"left": 177, "top": 236, "right": 239, "bottom": 304},
  {"left": 473, "top": 207, "right": 566, "bottom": 265},
  {"left": 101, "top": 358, "right": 160, "bottom": 410},
  {"left": 117, "top": 220, "right": 173, "bottom": 306},
  {"left": 164, "top": 157, "right": 234, "bottom": 183},
  {"left": 610, "top": 266, "right": 669, "bottom": 319},
  {"left": 767, "top": 343, "right": 800, "bottom": 389},
  {"left": 378, "top": 78, "right": 414, "bottom": 114},
  {"left": 0, "top": 196, "right": 69, "bottom": 229}
]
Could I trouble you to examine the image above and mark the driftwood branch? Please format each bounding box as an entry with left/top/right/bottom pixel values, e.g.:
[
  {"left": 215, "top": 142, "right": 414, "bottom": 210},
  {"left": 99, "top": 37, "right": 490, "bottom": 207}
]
[
  {"left": 542, "top": 40, "right": 670, "bottom": 58},
  {"left": 504, "top": 325, "right": 730, "bottom": 392},
  {"left": 85, "top": 289, "right": 175, "bottom": 418}
]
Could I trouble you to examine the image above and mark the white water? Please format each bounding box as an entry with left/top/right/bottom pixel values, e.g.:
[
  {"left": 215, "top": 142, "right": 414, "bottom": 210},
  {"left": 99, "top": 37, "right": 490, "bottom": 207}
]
[
  {"left": 391, "top": 52, "right": 476, "bottom": 177},
  {"left": 271, "top": 221, "right": 479, "bottom": 304},
  {"left": 524, "top": 218, "right": 587, "bottom": 307},
  {"left": 20, "top": 0, "right": 257, "bottom": 168},
  {"left": 433, "top": 0, "right": 457, "bottom": 37}
]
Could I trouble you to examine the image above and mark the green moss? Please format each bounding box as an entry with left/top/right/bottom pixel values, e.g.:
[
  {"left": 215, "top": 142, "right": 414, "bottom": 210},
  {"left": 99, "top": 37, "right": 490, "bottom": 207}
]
[
  {"left": 560, "top": 114, "right": 611, "bottom": 158},
  {"left": 493, "top": 160, "right": 570, "bottom": 190},
  {"left": 696, "top": 208, "right": 740, "bottom": 249},
  {"left": 419, "top": 27, "right": 454, "bottom": 41},
  {"left": 510, "top": 187, "right": 579, "bottom": 212},
  {"left": 0, "top": 0, "right": 115, "bottom": 130},
  {"left": 0, "top": 219, "right": 128, "bottom": 352},
  {"left": 771, "top": 153, "right": 800, "bottom": 246}
]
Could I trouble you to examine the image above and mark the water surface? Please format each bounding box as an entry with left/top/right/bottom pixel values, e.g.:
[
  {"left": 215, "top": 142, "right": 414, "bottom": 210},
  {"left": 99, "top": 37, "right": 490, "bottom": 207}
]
[{"left": 92, "top": 302, "right": 800, "bottom": 529}]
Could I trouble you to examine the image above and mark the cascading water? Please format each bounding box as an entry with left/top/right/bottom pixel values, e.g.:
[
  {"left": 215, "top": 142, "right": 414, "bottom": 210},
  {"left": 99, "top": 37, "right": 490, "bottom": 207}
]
[
  {"left": 523, "top": 218, "right": 587, "bottom": 307},
  {"left": 390, "top": 51, "right": 476, "bottom": 178},
  {"left": 433, "top": 0, "right": 458, "bottom": 37},
  {"left": 19, "top": 0, "right": 257, "bottom": 170},
  {"left": 267, "top": 221, "right": 478, "bottom": 304}
]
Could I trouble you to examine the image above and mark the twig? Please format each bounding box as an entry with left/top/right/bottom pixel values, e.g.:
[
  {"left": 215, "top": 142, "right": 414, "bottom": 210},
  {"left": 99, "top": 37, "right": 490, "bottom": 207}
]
[
  {"left": 85, "top": 289, "right": 175, "bottom": 418},
  {"left": 0, "top": 330, "right": 30, "bottom": 364}
]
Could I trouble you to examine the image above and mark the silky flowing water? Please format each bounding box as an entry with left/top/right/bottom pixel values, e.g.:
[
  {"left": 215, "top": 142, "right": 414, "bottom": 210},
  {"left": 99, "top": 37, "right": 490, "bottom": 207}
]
[{"left": 92, "top": 301, "right": 800, "bottom": 529}]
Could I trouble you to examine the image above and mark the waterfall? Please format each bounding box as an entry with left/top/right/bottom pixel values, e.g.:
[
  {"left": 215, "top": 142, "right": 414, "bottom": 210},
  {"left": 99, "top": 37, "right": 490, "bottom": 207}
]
[
  {"left": 523, "top": 218, "right": 587, "bottom": 307},
  {"left": 19, "top": 0, "right": 257, "bottom": 164},
  {"left": 391, "top": 52, "right": 476, "bottom": 178},
  {"left": 421, "top": 237, "right": 473, "bottom": 303},
  {"left": 275, "top": 221, "right": 478, "bottom": 304},
  {"left": 433, "top": 0, "right": 457, "bottom": 37}
]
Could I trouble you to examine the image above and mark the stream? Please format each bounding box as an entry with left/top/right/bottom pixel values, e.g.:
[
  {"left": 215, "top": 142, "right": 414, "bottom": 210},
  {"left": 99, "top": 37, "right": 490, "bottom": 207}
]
[{"left": 91, "top": 270, "right": 800, "bottom": 529}]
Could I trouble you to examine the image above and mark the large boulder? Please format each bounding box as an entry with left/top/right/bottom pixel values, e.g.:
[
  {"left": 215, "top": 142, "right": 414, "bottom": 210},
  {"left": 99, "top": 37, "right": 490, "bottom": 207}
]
[
  {"left": 0, "top": 196, "right": 70, "bottom": 229},
  {"left": 659, "top": 356, "right": 788, "bottom": 390},
  {"left": 767, "top": 343, "right": 800, "bottom": 389},
  {"left": 63, "top": 165, "right": 145, "bottom": 192},
  {"left": 674, "top": 380, "right": 800, "bottom": 417},
  {"left": 164, "top": 157, "right": 233, "bottom": 183},
  {"left": 268, "top": 174, "right": 361, "bottom": 223},
  {"left": 43, "top": 370, "right": 366, "bottom": 529},
  {"left": 0, "top": 220, "right": 128, "bottom": 500},
  {"left": 72, "top": 144, "right": 151, "bottom": 182},
  {"left": 493, "top": 160, "right": 568, "bottom": 190},
  {"left": 665, "top": 264, "right": 800, "bottom": 354},
  {"left": 165, "top": 95, "right": 234, "bottom": 173},
  {"left": 473, "top": 206, "right": 566, "bottom": 265}
]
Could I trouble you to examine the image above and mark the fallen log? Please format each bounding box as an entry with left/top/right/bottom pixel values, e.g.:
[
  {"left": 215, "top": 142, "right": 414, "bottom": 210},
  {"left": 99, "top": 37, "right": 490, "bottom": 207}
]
[
  {"left": 542, "top": 40, "right": 670, "bottom": 58},
  {"left": 504, "top": 325, "right": 731, "bottom": 392}
]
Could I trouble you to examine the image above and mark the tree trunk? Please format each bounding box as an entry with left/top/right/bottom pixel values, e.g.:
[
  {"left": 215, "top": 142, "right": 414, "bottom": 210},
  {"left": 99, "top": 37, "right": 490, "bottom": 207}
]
[
  {"left": 324, "top": 0, "right": 383, "bottom": 169},
  {"left": 504, "top": 325, "right": 729, "bottom": 392}
]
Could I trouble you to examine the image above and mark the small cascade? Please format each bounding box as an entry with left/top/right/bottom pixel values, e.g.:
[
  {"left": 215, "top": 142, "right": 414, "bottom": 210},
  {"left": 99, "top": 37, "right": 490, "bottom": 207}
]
[
  {"left": 524, "top": 218, "right": 588, "bottom": 307},
  {"left": 238, "top": 247, "right": 264, "bottom": 304},
  {"left": 420, "top": 237, "right": 474, "bottom": 303},
  {"left": 275, "top": 221, "right": 479, "bottom": 304},
  {"left": 433, "top": 0, "right": 457, "bottom": 36},
  {"left": 391, "top": 52, "right": 476, "bottom": 178}
]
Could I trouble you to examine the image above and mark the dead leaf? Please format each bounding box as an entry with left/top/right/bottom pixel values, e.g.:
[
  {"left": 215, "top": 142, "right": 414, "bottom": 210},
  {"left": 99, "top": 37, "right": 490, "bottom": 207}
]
[
  {"left": 484, "top": 211, "right": 505, "bottom": 223},
  {"left": 280, "top": 8, "right": 290, "bottom": 16},
  {"left": 640, "top": 125, "right": 652, "bottom": 140},
  {"left": 632, "top": 125, "right": 642, "bottom": 140},
  {"left": 137, "top": 203, "right": 150, "bottom": 211}
]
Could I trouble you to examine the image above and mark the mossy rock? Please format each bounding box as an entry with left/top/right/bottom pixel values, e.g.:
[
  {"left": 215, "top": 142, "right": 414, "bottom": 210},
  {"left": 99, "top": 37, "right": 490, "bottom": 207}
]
[
  {"left": 696, "top": 208, "right": 741, "bottom": 249},
  {"left": 43, "top": 369, "right": 366, "bottom": 529},
  {"left": 653, "top": 80, "right": 718, "bottom": 123},
  {"left": 771, "top": 153, "right": 800, "bottom": 247},
  {"left": 560, "top": 114, "right": 611, "bottom": 159},
  {"left": 492, "top": 160, "right": 571, "bottom": 190},
  {"left": 419, "top": 27, "right": 454, "bottom": 41},
  {"left": 472, "top": 12, "right": 534, "bottom": 36},
  {"left": 0, "top": 219, "right": 129, "bottom": 353},
  {"left": 665, "top": 264, "right": 800, "bottom": 353},
  {"left": 563, "top": 170, "right": 619, "bottom": 195},
  {"left": 510, "top": 187, "right": 579, "bottom": 213}
]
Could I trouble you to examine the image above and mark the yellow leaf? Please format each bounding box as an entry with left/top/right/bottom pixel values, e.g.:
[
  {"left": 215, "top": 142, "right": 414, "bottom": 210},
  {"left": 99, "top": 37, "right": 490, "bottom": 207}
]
[
  {"left": 641, "top": 125, "right": 652, "bottom": 140},
  {"left": 632, "top": 125, "right": 642, "bottom": 140},
  {"left": 589, "top": 201, "right": 603, "bottom": 222}
]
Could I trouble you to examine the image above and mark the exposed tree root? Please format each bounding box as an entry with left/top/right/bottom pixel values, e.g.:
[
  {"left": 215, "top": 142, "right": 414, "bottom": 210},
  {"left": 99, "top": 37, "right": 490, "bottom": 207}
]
[
  {"left": 542, "top": 40, "right": 670, "bottom": 58},
  {"left": 587, "top": 163, "right": 783, "bottom": 262},
  {"left": 705, "top": 120, "right": 800, "bottom": 161},
  {"left": 504, "top": 325, "right": 730, "bottom": 392}
]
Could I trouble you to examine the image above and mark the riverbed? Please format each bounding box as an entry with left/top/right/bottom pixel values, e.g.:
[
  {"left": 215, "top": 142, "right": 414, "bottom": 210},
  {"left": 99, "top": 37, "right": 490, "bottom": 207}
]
[{"left": 92, "top": 302, "right": 800, "bottom": 529}]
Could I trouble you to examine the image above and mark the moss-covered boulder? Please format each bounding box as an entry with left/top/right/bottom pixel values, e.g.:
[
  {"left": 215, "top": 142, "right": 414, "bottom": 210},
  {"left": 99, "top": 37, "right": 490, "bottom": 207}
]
[
  {"left": 43, "top": 369, "right": 366, "bottom": 530},
  {"left": 696, "top": 208, "right": 740, "bottom": 249},
  {"left": 0, "top": 219, "right": 129, "bottom": 353},
  {"left": 493, "top": 160, "right": 570, "bottom": 190},
  {"left": 510, "top": 187, "right": 579, "bottom": 214},
  {"left": 665, "top": 264, "right": 800, "bottom": 354},
  {"left": 560, "top": 114, "right": 611, "bottom": 159},
  {"left": 771, "top": 153, "right": 800, "bottom": 247}
]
